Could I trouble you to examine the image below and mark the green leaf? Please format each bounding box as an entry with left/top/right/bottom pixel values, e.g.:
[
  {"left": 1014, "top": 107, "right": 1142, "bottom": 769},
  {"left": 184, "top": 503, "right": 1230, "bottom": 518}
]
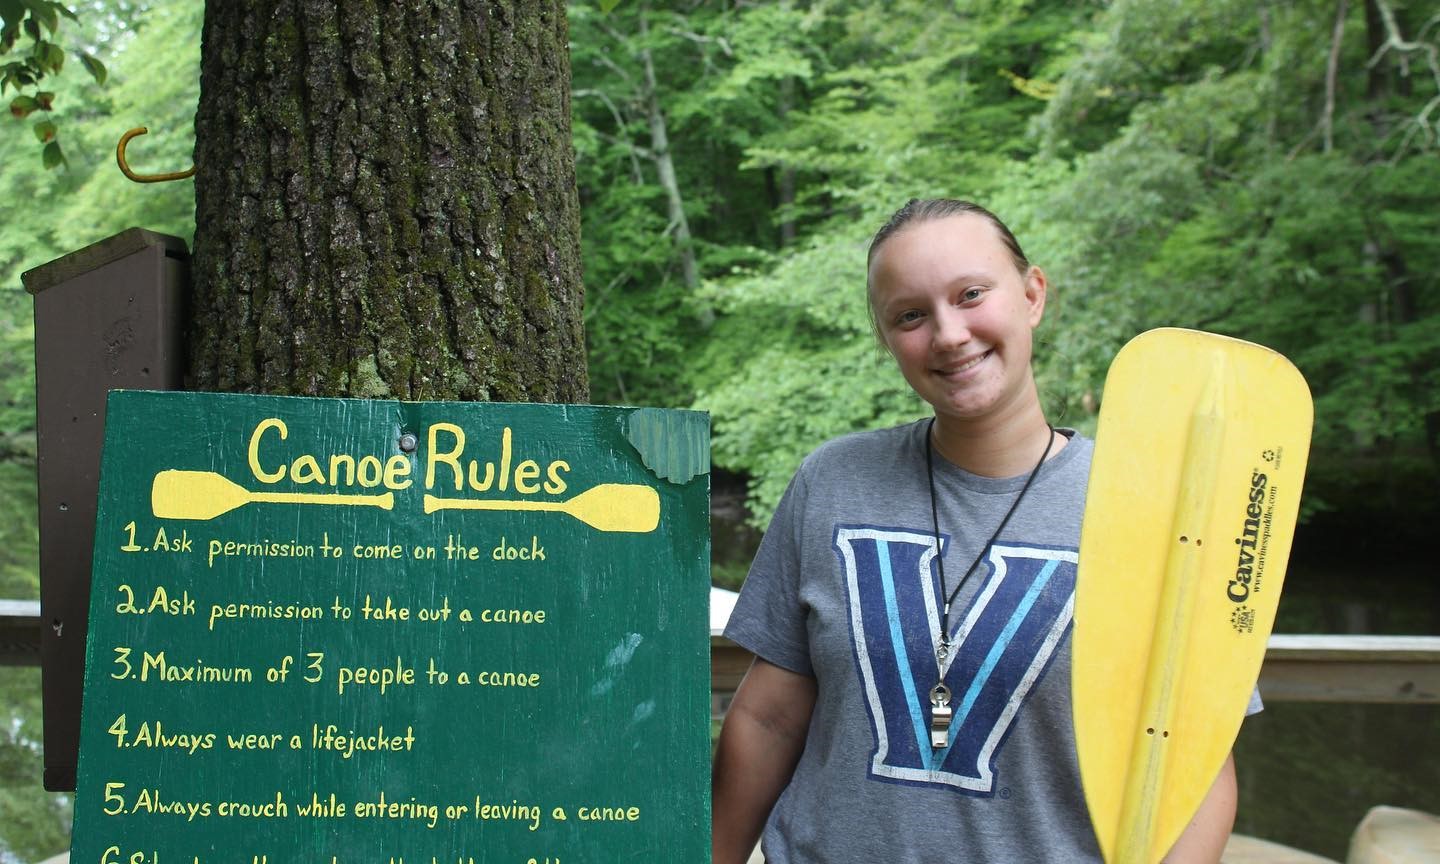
[
  {"left": 79, "top": 50, "right": 103, "bottom": 84},
  {"left": 19, "top": 0, "right": 57, "bottom": 34},
  {"left": 598, "top": 0, "right": 622, "bottom": 11},
  {"left": 0, "top": 0, "right": 24, "bottom": 28},
  {"left": 41, "top": 138, "right": 63, "bottom": 169},
  {"left": 7, "top": 92, "right": 34, "bottom": 116},
  {"left": 32, "top": 87, "right": 49, "bottom": 108},
  {"left": 40, "top": 39, "right": 58, "bottom": 71},
  {"left": 55, "top": 3, "right": 76, "bottom": 23},
  {"left": 0, "top": 1, "right": 23, "bottom": 41},
  {"left": 21, "top": 15, "right": 36, "bottom": 40},
  {"left": 31, "top": 116, "right": 52, "bottom": 141}
]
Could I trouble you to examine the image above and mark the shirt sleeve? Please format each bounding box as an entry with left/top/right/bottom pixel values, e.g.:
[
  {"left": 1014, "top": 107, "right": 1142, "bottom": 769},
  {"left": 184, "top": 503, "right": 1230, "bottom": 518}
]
[{"left": 722, "top": 465, "right": 814, "bottom": 677}]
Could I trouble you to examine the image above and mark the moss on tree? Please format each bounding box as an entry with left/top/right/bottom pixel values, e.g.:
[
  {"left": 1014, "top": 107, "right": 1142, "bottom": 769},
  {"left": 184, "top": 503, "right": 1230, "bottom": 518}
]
[{"left": 189, "top": 1, "right": 587, "bottom": 402}]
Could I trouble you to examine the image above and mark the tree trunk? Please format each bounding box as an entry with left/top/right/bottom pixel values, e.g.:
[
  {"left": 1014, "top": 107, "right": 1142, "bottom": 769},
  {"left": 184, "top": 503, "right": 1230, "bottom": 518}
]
[
  {"left": 777, "top": 75, "right": 797, "bottom": 247},
  {"left": 1322, "top": 0, "right": 1348, "bottom": 153},
  {"left": 189, "top": 1, "right": 588, "bottom": 402},
  {"left": 637, "top": 5, "right": 698, "bottom": 295},
  {"left": 1364, "top": 0, "right": 1388, "bottom": 100}
]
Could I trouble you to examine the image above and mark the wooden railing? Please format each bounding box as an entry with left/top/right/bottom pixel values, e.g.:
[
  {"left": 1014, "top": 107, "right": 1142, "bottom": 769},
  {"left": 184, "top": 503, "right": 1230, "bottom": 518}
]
[
  {"left": 1255, "top": 634, "right": 1440, "bottom": 702},
  {"left": 712, "top": 633, "right": 1440, "bottom": 704},
  {"left": 0, "top": 599, "right": 41, "bottom": 667},
  {"left": 6, "top": 598, "right": 1439, "bottom": 703}
]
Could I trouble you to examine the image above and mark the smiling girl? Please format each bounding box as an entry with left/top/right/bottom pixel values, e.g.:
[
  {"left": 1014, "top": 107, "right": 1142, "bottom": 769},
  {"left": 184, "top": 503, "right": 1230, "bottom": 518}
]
[{"left": 711, "top": 199, "right": 1240, "bottom": 863}]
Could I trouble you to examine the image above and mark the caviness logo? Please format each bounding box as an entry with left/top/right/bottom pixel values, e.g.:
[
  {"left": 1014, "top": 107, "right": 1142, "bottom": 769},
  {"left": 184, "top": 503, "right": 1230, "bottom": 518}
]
[{"left": 1228, "top": 466, "right": 1270, "bottom": 604}]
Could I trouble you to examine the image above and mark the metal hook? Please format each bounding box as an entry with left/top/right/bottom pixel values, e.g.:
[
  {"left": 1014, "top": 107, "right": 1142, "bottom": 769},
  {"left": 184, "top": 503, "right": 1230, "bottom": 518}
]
[{"left": 116, "top": 127, "right": 196, "bottom": 183}]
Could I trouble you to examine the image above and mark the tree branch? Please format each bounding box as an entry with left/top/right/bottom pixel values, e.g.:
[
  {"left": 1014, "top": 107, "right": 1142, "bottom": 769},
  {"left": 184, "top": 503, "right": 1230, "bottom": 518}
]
[
  {"left": 1324, "top": 0, "right": 1349, "bottom": 153},
  {"left": 1418, "top": 12, "right": 1440, "bottom": 43},
  {"left": 664, "top": 26, "right": 733, "bottom": 57},
  {"left": 1367, "top": 0, "right": 1440, "bottom": 92},
  {"left": 595, "top": 130, "right": 655, "bottom": 162},
  {"left": 574, "top": 88, "right": 646, "bottom": 182},
  {"left": 638, "top": 5, "right": 700, "bottom": 296},
  {"left": 589, "top": 49, "right": 636, "bottom": 88},
  {"left": 1363, "top": 0, "right": 1440, "bottom": 152},
  {"left": 1193, "top": 302, "right": 1241, "bottom": 330},
  {"left": 595, "top": 19, "right": 638, "bottom": 62}
]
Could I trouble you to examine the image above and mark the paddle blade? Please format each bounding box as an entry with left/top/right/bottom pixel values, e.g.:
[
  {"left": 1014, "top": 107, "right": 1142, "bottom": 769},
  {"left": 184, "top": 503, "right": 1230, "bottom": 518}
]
[
  {"left": 1074, "top": 329, "right": 1313, "bottom": 863},
  {"left": 566, "top": 483, "right": 660, "bottom": 533},
  {"left": 152, "top": 470, "right": 252, "bottom": 520}
]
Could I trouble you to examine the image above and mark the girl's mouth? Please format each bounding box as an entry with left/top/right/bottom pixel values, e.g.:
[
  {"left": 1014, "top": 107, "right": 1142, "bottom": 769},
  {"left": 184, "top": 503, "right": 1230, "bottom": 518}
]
[{"left": 934, "top": 350, "right": 991, "bottom": 378}]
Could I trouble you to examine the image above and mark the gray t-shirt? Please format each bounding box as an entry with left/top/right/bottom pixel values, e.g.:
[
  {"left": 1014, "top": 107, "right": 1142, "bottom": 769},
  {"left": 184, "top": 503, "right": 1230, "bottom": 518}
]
[{"left": 726, "top": 420, "right": 1103, "bottom": 863}]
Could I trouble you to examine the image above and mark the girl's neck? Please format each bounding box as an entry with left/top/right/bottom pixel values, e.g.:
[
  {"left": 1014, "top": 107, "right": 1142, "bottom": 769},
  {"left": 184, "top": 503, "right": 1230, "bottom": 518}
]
[{"left": 931, "top": 404, "right": 1064, "bottom": 478}]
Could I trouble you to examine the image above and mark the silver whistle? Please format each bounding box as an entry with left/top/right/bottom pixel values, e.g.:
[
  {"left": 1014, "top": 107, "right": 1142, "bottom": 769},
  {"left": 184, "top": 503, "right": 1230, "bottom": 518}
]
[{"left": 929, "top": 683, "right": 953, "bottom": 749}]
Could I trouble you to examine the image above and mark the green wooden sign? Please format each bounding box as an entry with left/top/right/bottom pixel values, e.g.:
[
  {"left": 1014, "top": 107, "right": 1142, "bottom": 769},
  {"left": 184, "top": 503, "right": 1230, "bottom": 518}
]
[{"left": 71, "top": 391, "right": 711, "bottom": 864}]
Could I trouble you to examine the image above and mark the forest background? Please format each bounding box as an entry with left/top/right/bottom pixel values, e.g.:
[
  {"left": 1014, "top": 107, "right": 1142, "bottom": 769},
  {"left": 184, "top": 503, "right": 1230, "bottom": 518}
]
[{"left": 0, "top": 0, "right": 1436, "bottom": 860}]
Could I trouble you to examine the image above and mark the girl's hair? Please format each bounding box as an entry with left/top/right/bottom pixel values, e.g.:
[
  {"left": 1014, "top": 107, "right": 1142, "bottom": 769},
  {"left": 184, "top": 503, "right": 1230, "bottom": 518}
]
[
  {"left": 865, "top": 199, "right": 1032, "bottom": 346},
  {"left": 866, "top": 198, "right": 1030, "bottom": 277}
]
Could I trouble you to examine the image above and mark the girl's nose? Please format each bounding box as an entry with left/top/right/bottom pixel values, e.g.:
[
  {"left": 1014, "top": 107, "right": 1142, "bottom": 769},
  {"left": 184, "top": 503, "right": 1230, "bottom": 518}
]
[{"left": 932, "top": 307, "right": 972, "bottom": 349}]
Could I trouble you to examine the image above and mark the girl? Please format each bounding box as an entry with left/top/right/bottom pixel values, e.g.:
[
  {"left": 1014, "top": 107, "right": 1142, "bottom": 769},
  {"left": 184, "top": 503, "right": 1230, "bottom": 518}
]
[{"left": 712, "top": 199, "right": 1239, "bottom": 863}]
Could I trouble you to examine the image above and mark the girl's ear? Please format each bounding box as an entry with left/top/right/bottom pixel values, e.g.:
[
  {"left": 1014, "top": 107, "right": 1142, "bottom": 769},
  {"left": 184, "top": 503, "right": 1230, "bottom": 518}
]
[{"left": 1024, "top": 266, "right": 1048, "bottom": 328}]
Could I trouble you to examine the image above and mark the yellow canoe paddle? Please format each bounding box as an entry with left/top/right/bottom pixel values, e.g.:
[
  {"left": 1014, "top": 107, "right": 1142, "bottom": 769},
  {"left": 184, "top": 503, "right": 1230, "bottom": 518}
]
[
  {"left": 151, "top": 469, "right": 395, "bottom": 520},
  {"left": 1074, "top": 328, "right": 1313, "bottom": 864},
  {"left": 424, "top": 482, "right": 661, "bottom": 533}
]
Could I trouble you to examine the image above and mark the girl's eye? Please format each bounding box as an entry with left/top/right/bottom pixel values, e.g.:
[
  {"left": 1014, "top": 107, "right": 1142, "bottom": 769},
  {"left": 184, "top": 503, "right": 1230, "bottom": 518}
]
[
  {"left": 960, "top": 287, "right": 986, "bottom": 303},
  {"left": 895, "top": 309, "right": 924, "bottom": 326}
]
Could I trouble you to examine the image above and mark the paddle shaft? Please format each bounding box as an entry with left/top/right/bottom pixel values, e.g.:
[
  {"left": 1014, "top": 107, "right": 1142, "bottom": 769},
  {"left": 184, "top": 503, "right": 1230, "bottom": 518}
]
[
  {"left": 1114, "top": 375, "right": 1225, "bottom": 864},
  {"left": 424, "top": 496, "right": 566, "bottom": 515},
  {"left": 422, "top": 483, "right": 660, "bottom": 532},
  {"left": 249, "top": 490, "right": 394, "bottom": 510}
]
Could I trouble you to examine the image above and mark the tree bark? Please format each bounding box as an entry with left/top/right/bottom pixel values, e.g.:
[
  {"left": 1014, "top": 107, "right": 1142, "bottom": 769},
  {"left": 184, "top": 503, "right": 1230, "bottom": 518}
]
[{"left": 189, "top": 0, "right": 588, "bottom": 402}]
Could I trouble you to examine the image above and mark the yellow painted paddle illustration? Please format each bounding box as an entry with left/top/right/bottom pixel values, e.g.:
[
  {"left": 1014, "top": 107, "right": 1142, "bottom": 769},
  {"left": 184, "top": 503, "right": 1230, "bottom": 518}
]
[
  {"left": 151, "top": 469, "right": 394, "bottom": 520},
  {"left": 424, "top": 483, "right": 660, "bottom": 533}
]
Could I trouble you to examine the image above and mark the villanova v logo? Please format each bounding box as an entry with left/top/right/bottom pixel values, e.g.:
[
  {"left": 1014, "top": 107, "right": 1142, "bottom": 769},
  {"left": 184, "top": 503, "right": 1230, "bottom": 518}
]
[{"left": 833, "top": 526, "right": 1076, "bottom": 794}]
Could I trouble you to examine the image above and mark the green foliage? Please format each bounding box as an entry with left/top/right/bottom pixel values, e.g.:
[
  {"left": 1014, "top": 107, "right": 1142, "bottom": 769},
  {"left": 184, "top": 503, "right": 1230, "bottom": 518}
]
[
  {"left": 709, "top": 559, "right": 748, "bottom": 592},
  {"left": 570, "top": 0, "right": 816, "bottom": 407},
  {"left": 698, "top": 342, "right": 925, "bottom": 523},
  {"left": 1001, "top": 0, "right": 1440, "bottom": 523},
  {"left": 1, "top": 0, "right": 107, "bottom": 166},
  {"left": 0, "top": 665, "right": 71, "bottom": 863},
  {"left": 0, "top": 1, "right": 197, "bottom": 858},
  {"left": 0, "top": 0, "right": 198, "bottom": 295},
  {"left": 569, "top": 0, "right": 1439, "bottom": 538},
  {"left": 0, "top": 441, "right": 62, "bottom": 863},
  {"left": 0, "top": 0, "right": 1428, "bottom": 552},
  {"left": 664, "top": 0, "right": 1078, "bottom": 524}
]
